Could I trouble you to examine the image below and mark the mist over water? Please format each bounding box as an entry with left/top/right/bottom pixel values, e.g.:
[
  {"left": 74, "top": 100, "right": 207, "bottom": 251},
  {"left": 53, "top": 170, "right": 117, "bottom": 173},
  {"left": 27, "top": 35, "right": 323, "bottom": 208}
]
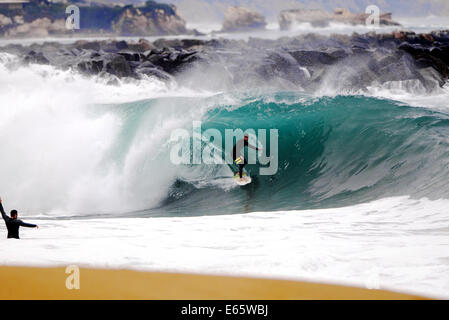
[{"left": 0, "top": 53, "right": 212, "bottom": 215}]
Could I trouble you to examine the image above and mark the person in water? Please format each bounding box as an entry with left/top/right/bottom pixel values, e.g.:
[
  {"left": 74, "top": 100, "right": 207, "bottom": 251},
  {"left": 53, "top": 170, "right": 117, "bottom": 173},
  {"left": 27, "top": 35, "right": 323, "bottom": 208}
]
[
  {"left": 232, "top": 134, "right": 261, "bottom": 179},
  {"left": 0, "top": 197, "right": 38, "bottom": 239}
]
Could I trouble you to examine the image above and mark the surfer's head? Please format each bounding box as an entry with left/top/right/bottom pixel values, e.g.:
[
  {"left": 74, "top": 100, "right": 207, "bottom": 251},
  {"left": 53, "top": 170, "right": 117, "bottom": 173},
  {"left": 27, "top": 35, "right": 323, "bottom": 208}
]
[
  {"left": 10, "top": 210, "right": 17, "bottom": 219},
  {"left": 244, "top": 134, "right": 249, "bottom": 141}
]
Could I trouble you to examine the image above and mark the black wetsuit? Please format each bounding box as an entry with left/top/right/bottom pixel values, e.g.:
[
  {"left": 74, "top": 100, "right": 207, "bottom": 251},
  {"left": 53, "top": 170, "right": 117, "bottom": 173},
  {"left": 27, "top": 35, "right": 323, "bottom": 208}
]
[
  {"left": 1, "top": 203, "right": 36, "bottom": 239},
  {"left": 232, "top": 139, "right": 259, "bottom": 178}
]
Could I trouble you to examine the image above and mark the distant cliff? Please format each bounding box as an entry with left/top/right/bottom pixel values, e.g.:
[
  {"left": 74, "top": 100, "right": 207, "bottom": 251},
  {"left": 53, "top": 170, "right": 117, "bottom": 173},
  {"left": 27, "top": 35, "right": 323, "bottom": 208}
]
[
  {"left": 221, "top": 6, "right": 266, "bottom": 32},
  {"left": 111, "top": 2, "right": 188, "bottom": 36},
  {"left": 0, "top": 0, "right": 194, "bottom": 38},
  {"left": 279, "top": 8, "right": 401, "bottom": 29},
  {"left": 167, "top": 0, "right": 447, "bottom": 24}
]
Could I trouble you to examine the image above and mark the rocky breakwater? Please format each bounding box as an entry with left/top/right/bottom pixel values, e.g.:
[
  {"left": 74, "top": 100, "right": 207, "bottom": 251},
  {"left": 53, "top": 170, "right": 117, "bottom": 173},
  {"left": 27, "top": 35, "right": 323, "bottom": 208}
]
[
  {"left": 0, "top": 38, "right": 206, "bottom": 84},
  {"left": 0, "top": 30, "right": 448, "bottom": 93}
]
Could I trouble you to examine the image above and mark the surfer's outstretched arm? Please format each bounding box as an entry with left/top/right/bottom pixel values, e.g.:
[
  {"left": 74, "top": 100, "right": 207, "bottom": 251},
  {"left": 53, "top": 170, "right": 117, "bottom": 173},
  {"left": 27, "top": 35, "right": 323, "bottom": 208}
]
[
  {"left": 0, "top": 197, "right": 9, "bottom": 222},
  {"left": 19, "top": 221, "right": 37, "bottom": 228}
]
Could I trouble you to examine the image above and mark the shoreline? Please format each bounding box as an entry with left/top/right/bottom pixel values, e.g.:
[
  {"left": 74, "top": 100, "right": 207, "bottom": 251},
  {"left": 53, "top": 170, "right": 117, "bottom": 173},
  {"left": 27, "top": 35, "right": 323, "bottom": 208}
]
[{"left": 0, "top": 266, "right": 429, "bottom": 300}]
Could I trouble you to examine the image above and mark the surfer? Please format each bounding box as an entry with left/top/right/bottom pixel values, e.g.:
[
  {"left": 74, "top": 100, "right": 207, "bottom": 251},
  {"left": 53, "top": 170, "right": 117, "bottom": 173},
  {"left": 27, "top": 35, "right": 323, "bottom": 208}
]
[
  {"left": 232, "top": 134, "right": 261, "bottom": 179},
  {"left": 0, "top": 197, "right": 38, "bottom": 239}
]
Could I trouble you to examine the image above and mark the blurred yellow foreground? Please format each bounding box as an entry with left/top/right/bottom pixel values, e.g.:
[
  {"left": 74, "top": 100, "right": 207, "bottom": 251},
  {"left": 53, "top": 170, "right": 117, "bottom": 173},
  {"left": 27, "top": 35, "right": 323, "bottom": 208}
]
[{"left": 0, "top": 266, "right": 427, "bottom": 300}]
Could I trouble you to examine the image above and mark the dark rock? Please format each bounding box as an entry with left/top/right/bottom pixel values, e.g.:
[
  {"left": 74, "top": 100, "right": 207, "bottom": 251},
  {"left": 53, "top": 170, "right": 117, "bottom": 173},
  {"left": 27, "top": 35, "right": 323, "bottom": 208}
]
[
  {"left": 127, "top": 40, "right": 154, "bottom": 53},
  {"left": 290, "top": 50, "right": 336, "bottom": 66},
  {"left": 153, "top": 39, "right": 183, "bottom": 49},
  {"left": 74, "top": 40, "right": 101, "bottom": 51},
  {"left": 431, "top": 30, "right": 449, "bottom": 43},
  {"left": 70, "top": 48, "right": 82, "bottom": 56},
  {"left": 128, "top": 61, "right": 141, "bottom": 69},
  {"left": 146, "top": 49, "right": 197, "bottom": 73},
  {"left": 104, "top": 54, "right": 133, "bottom": 78},
  {"left": 351, "top": 37, "right": 371, "bottom": 50},
  {"left": 377, "top": 53, "right": 400, "bottom": 68},
  {"left": 77, "top": 59, "right": 104, "bottom": 75},
  {"left": 258, "top": 51, "right": 307, "bottom": 85},
  {"left": 179, "top": 51, "right": 197, "bottom": 63},
  {"left": 179, "top": 39, "right": 204, "bottom": 49},
  {"left": 398, "top": 43, "right": 427, "bottom": 56},
  {"left": 415, "top": 58, "right": 434, "bottom": 69},
  {"left": 326, "top": 48, "right": 348, "bottom": 60},
  {"left": 169, "top": 51, "right": 179, "bottom": 61},
  {"left": 0, "top": 44, "right": 24, "bottom": 56},
  {"left": 377, "top": 54, "right": 419, "bottom": 83},
  {"left": 138, "top": 39, "right": 155, "bottom": 51},
  {"left": 149, "top": 48, "right": 164, "bottom": 55},
  {"left": 99, "top": 42, "right": 120, "bottom": 53},
  {"left": 90, "top": 51, "right": 101, "bottom": 59},
  {"left": 351, "top": 46, "right": 369, "bottom": 55},
  {"left": 430, "top": 46, "right": 449, "bottom": 65},
  {"left": 118, "top": 50, "right": 142, "bottom": 62},
  {"left": 22, "top": 50, "right": 49, "bottom": 65},
  {"left": 137, "top": 61, "right": 156, "bottom": 69},
  {"left": 143, "top": 50, "right": 154, "bottom": 58},
  {"left": 399, "top": 42, "right": 449, "bottom": 78},
  {"left": 115, "top": 41, "right": 129, "bottom": 51}
]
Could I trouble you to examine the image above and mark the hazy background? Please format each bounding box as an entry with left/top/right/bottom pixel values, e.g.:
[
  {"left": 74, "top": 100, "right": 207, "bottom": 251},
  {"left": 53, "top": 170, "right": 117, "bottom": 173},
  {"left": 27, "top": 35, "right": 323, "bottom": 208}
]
[{"left": 115, "top": 0, "right": 449, "bottom": 23}]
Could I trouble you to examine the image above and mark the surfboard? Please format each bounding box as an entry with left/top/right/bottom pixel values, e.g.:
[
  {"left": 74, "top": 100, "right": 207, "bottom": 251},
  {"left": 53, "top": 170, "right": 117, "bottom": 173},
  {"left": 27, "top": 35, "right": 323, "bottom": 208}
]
[{"left": 234, "top": 172, "right": 252, "bottom": 185}]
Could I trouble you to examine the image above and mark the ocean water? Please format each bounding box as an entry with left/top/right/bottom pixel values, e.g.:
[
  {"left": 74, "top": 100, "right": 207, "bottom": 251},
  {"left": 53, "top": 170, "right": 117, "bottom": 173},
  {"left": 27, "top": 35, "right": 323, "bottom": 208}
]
[{"left": 1, "top": 38, "right": 449, "bottom": 298}]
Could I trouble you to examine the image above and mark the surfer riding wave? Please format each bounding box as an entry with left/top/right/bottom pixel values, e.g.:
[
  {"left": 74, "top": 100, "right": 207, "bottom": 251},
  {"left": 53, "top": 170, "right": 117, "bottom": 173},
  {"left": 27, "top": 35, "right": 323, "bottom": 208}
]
[{"left": 231, "top": 134, "right": 261, "bottom": 179}]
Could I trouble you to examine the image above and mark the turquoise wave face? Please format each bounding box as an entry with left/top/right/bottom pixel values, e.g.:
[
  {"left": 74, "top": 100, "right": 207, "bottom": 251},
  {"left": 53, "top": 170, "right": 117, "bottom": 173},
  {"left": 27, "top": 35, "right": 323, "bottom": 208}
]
[{"left": 107, "top": 92, "right": 449, "bottom": 217}]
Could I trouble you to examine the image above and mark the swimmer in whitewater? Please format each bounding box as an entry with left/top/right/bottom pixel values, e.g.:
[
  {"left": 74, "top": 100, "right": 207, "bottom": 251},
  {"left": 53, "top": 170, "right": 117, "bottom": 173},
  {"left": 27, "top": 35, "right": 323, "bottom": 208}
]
[
  {"left": 231, "top": 134, "right": 261, "bottom": 179},
  {"left": 0, "top": 197, "right": 38, "bottom": 239}
]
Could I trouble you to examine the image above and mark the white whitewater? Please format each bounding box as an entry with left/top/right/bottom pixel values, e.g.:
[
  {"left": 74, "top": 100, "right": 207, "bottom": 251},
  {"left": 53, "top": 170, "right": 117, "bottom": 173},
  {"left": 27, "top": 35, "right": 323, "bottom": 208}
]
[
  {"left": 1, "top": 18, "right": 449, "bottom": 299},
  {"left": 1, "top": 196, "right": 449, "bottom": 298}
]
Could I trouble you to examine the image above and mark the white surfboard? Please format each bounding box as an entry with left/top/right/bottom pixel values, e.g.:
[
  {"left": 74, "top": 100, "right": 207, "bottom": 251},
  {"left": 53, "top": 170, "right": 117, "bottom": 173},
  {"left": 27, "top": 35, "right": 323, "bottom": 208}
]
[{"left": 234, "top": 172, "right": 252, "bottom": 186}]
